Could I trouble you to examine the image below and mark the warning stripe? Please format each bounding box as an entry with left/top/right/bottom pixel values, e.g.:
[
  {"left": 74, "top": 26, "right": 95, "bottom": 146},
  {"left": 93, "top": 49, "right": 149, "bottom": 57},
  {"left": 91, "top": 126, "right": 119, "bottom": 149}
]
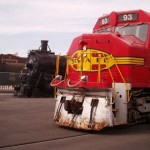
[{"left": 114, "top": 57, "right": 144, "bottom": 65}]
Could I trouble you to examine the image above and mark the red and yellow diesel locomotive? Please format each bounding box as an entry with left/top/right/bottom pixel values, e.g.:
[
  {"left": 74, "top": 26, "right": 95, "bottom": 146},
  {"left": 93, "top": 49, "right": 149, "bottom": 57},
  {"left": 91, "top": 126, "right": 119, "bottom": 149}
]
[{"left": 51, "top": 10, "right": 150, "bottom": 130}]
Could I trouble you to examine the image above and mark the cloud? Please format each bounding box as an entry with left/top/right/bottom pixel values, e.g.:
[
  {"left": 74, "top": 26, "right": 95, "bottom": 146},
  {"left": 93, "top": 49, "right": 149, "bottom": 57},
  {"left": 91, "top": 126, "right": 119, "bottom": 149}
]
[
  {"left": 0, "top": 0, "right": 98, "bottom": 34},
  {"left": 0, "top": 0, "right": 149, "bottom": 35},
  {"left": 0, "top": 0, "right": 150, "bottom": 56}
]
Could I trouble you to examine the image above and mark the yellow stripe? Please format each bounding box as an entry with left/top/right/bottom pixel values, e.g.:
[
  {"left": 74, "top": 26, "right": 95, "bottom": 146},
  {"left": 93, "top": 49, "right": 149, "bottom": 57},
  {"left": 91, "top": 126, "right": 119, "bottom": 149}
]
[
  {"left": 68, "top": 49, "right": 145, "bottom": 72},
  {"left": 115, "top": 57, "right": 144, "bottom": 65}
]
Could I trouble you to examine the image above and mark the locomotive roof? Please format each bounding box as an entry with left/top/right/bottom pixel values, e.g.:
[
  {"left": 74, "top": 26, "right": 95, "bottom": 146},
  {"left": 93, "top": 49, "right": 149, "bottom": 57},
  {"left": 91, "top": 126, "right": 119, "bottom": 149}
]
[{"left": 93, "top": 9, "right": 150, "bottom": 31}]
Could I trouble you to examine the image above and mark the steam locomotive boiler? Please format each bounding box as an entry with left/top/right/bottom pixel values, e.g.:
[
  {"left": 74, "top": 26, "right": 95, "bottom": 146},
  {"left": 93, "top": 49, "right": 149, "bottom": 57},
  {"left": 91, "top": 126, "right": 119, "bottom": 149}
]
[
  {"left": 14, "top": 40, "right": 66, "bottom": 97},
  {"left": 51, "top": 10, "right": 150, "bottom": 130}
]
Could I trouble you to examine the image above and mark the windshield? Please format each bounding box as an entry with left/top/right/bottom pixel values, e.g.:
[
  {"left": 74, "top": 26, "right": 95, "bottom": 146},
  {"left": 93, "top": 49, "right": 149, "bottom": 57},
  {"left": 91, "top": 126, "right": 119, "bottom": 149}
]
[
  {"left": 93, "top": 27, "right": 112, "bottom": 33},
  {"left": 115, "top": 23, "right": 148, "bottom": 42}
]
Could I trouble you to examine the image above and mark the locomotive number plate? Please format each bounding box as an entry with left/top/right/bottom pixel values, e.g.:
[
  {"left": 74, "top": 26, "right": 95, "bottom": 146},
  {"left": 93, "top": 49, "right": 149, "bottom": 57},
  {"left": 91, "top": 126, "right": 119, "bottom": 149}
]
[{"left": 118, "top": 13, "right": 138, "bottom": 22}]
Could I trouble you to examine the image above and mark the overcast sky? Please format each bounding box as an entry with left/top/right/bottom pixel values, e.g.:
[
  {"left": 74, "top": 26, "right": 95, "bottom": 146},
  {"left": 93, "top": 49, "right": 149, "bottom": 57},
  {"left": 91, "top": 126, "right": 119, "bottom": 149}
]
[{"left": 0, "top": 0, "right": 150, "bottom": 57}]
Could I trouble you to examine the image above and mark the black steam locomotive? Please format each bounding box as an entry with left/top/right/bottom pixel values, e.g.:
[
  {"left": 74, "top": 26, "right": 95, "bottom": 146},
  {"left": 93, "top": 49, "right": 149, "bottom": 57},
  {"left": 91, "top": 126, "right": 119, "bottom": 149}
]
[{"left": 14, "top": 40, "right": 66, "bottom": 97}]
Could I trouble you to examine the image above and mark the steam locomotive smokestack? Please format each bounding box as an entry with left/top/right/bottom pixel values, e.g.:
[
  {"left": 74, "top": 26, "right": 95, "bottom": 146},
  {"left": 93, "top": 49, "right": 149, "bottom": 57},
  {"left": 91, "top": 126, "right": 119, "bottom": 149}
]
[{"left": 41, "top": 40, "right": 48, "bottom": 51}]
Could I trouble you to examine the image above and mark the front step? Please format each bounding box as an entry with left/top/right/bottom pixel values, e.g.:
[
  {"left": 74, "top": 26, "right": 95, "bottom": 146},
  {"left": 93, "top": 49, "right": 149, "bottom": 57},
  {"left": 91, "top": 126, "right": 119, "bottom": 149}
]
[{"left": 112, "top": 108, "right": 119, "bottom": 112}]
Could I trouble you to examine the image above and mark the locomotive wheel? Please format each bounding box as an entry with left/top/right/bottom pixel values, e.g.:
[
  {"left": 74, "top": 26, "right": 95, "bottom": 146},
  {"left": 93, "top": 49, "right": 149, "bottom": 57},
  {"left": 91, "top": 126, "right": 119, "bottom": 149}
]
[
  {"left": 128, "top": 109, "right": 140, "bottom": 123},
  {"left": 27, "top": 89, "right": 32, "bottom": 97}
]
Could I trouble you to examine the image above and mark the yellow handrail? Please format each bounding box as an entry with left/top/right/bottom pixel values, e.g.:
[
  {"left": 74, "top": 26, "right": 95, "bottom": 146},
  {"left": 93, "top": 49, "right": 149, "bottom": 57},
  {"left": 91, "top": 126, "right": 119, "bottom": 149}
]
[
  {"left": 103, "top": 54, "right": 116, "bottom": 103},
  {"left": 97, "top": 54, "right": 101, "bottom": 82},
  {"left": 65, "top": 55, "right": 69, "bottom": 79},
  {"left": 55, "top": 55, "right": 60, "bottom": 77},
  {"left": 54, "top": 55, "right": 60, "bottom": 97},
  {"left": 115, "top": 62, "right": 130, "bottom": 102}
]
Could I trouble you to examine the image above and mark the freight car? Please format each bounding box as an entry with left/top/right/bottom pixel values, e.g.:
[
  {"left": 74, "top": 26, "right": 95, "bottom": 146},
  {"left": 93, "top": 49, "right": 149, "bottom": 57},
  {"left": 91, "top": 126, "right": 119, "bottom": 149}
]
[
  {"left": 14, "top": 40, "right": 66, "bottom": 97},
  {"left": 51, "top": 10, "right": 150, "bottom": 130},
  {"left": 0, "top": 54, "right": 26, "bottom": 92}
]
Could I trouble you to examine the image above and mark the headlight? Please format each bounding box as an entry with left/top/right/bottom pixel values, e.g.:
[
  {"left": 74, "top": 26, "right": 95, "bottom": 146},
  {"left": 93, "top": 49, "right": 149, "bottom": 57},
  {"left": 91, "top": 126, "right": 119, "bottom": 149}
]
[{"left": 83, "top": 45, "right": 87, "bottom": 51}]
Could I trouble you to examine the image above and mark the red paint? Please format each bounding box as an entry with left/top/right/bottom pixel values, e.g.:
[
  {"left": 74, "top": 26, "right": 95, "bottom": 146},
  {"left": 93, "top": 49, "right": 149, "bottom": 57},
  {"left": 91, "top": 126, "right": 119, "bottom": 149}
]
[{"left": 56, "top": 10, "right": 150, "bottom": 89}]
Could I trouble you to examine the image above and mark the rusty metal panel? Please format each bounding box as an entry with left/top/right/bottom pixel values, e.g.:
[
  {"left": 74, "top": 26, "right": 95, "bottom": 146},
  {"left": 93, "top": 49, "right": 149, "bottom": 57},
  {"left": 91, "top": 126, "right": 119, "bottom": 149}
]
[
  {"left": 54, "top": 91, "right": 113, "bottom": 130},
  {"left": 112, "top": 83, "right": 131, "bottom": 125}
]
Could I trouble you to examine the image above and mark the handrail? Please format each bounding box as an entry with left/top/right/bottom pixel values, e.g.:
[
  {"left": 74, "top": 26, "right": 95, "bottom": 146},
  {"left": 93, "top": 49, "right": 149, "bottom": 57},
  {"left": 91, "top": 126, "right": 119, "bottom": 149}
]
[
  {"left": 50, "top": 79, "right": 64, "bottom": 87},
  {"left": 55, "top": 55, "right": 60, "bottom": 77},
  {"left": 104, "top": 54, "right": 131, "bottom": 103},
  {"left": 97, "top": 54, "right": 101, "bottom": 82},
  {"left": 115, "top": 64, "right": 130, "bottom": 102},
  {"left": 103, "top": 54, "right": 116, "bottom": 104},
  {"left": 67, "top": 79, "right": 82, "bottom": 87},
  {"left": 65, "top": 55, "right": 69, "bottom": 79}
]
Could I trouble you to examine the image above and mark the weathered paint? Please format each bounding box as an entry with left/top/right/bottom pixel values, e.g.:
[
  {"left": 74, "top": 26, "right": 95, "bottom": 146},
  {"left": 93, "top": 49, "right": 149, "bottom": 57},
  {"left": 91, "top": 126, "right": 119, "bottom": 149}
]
[{"left": 54, "top": 91, "right": 113, "bottom": 130}]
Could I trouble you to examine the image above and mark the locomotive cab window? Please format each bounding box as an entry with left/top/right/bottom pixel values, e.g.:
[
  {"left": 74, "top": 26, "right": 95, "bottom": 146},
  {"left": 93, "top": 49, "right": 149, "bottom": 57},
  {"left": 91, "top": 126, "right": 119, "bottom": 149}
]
[
  {"left": 93, "top": 27, "right": 112, "bottom": 33},
  {"left": 115, "top": 23, "right": 148, "bottom": 42}
]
